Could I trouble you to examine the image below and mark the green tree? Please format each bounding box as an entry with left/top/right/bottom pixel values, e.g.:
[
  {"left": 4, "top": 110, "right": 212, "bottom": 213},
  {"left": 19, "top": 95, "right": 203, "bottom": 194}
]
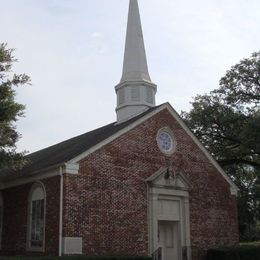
[
  {"left": 0, "top": 43, "right": 30, "bottom": 170},
  {"left": 182, "top": 51, "right": 260, "bottom": 241}
]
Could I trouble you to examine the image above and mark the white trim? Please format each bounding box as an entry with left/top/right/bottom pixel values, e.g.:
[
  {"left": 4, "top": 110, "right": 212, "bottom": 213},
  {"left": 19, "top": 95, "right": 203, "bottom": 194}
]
[
  {"left": 68, "top": 105, "right": 167, "bottom": 164},
  {"left": 114, "top": 106, "right": 150, "bottom": 124},
  {"left": 146, "top": 167, "right": 192, "bottom": 191},
  {"left": 146, "top": 182, "right": 151, "bottom": 255},
  {"left": 146, "top": 167, "right": 166, "bottom": 183},
  {"left": 231, "top": 187, "right": 238, "bottom": 196},
  {"left": 148, "top": 178, "right": 191, "bottom": 260},
  {"left": 156, "top": 127, "right": 177, "bottom": 156},
  {"left": 1, "top": 163, "right": 79, "bottom": 190},
  {"left": 115, "top": 102, "right": 153, "bottom": 112},
  {"left": 115, "top": 79, "right": 157, "bottom": 91},
  {"left": 63, "top": 163, "right": 79, "bottom": 175},
  {"left": 59, "top": 168, "right": 64, "bottom": 256},
  {"left": 1, "top": 168, "right": 61, "bottom": 190},
  {"left": 162, "top": 103, "right": 239, "bottom": 195},
  {"left": 27, "top": 181, "right": 46, "bottom": 253}
]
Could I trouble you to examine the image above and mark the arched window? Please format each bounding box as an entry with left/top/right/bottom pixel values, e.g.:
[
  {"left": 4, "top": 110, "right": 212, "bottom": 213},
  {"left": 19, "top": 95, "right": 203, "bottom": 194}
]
[{"left": 28, "top": 182, "right": 46, "bottom": 251}]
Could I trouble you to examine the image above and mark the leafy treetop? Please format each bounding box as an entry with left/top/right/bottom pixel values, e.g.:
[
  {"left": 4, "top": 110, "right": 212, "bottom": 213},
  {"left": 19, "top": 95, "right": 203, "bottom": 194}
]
[{"left": 0, "top": 43, "right": 30, "bottom": 170}]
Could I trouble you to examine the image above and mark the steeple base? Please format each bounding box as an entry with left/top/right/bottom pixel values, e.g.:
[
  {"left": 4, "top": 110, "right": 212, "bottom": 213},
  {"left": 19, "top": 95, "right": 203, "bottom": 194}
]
[
  {"left": 116, "top": 104, "right": 150, "bottom": 123},
  {"left": 115, "top": 80, "right": 157, "bottom": 123}
]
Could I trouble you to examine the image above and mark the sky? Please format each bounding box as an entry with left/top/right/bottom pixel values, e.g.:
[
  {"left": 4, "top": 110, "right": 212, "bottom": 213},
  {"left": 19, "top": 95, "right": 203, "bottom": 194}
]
[{"left": 0, "top": 0, "right": 260, "bottom": 153}]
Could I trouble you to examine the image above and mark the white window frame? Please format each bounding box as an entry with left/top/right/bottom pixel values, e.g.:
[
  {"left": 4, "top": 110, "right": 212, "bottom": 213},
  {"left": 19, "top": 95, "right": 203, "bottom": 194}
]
[
  {"left": 156, "top": 127, "right": 177, "bottom": 156},
  {"left": 27, "top": 182, "right": 46, "bottom": 252}
]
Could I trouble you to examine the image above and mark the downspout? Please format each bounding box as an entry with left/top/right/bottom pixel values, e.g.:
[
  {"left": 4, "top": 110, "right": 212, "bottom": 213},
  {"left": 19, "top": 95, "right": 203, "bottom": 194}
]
[
  {"left": 59, "top": 167, "right": 64, "bottom": 256},
  {"left": 146, "top": 181, "right": 152, "bottom": 256}
]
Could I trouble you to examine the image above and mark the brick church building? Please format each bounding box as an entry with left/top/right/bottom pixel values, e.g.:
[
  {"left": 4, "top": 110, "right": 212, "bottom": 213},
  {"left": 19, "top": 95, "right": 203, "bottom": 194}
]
[{"left": 0, "top": 0, "right": 239, "bottom": 259}]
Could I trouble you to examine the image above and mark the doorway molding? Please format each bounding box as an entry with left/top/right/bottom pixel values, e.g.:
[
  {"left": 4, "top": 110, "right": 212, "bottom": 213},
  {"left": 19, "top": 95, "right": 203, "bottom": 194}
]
[{"left": 146, "top": 167, "right": 191, "bottom": 260}]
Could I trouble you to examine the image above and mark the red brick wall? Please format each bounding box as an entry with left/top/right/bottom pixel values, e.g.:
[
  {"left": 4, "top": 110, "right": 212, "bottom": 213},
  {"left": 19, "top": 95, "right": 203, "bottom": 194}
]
[
  {"left": 1, "top": 176, "right": 60, "bottom": 255},
  {"left": 63, "top": 108, "right": 239, "bottom": 257},
  {"left": 1, "top": 107, "right": 238, "bottom": 257}
]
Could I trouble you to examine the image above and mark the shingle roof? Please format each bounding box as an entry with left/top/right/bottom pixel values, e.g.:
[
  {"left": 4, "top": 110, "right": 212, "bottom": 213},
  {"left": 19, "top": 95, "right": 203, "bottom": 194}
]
[{"left": 0, "top": 105, "right": 162, "bottom": 182}]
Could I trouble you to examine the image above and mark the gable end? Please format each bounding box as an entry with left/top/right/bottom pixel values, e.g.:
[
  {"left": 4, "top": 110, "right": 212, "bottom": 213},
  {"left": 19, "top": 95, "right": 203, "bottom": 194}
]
[{"left": 68, "top": 102, "right": 238, "bottom": 196}]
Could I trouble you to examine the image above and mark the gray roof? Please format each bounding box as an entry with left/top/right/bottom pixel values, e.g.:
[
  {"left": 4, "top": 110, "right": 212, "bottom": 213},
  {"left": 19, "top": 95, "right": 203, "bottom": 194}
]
[{"left": 0, "top": 105, "right": 161, "bottom": 182}]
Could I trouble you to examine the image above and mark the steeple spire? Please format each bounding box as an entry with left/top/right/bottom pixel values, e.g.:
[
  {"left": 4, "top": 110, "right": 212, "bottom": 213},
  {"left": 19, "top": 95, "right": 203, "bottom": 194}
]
[
  {"left": 121, "top": 0, "right": 151, "bottom": 83},
  {"left": 115, "top": 0, "right": 157, "bottom": 123}
]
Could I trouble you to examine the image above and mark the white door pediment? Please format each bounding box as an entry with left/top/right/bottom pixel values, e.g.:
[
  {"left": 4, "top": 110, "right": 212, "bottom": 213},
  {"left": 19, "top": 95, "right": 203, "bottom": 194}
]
[{"left": 146, "top": 167, "right": 191, "bottom": 191}]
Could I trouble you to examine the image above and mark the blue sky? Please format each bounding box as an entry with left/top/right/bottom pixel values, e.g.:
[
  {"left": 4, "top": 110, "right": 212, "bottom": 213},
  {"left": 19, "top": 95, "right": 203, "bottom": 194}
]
[{"left": 1, "top": 0, "right": 260, "bottom": 153}]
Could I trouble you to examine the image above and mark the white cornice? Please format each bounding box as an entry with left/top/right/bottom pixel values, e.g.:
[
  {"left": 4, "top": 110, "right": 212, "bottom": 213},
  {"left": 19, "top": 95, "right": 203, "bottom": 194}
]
[
  {"left": 0, "top": 168, "right": 61, "bottom": 190},
  {"left": 115, "top": 80, "right": 157, "bottom": 91},
  {"left": 115, "top": 102, "right": 153, "bottom": 112},
  {"left": 0, "top": 163, "right": 79, "bottom": 190}
]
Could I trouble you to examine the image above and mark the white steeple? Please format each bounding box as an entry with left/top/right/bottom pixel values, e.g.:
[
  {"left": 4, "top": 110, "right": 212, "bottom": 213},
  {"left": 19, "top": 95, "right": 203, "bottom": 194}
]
[{"left": 115, "top": 0, "right": 157, "bottom": 123}]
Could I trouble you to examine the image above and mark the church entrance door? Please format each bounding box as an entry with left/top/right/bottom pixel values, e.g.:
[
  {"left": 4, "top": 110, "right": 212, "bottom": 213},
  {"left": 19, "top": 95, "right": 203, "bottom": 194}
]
[{"left": 158, "top": 221, "right": 180, "bottom": 260}]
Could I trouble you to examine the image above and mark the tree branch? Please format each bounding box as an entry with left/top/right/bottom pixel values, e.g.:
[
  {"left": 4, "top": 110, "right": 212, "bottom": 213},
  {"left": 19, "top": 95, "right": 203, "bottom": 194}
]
[{"left": 218, "top": 159, "right": 260, "bottom": 168}]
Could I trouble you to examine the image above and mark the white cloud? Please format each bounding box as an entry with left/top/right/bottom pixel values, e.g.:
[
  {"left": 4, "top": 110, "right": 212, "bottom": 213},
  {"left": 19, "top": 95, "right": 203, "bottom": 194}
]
[{"left": 91, "top": 32, "right": 103, "bottom": 38}]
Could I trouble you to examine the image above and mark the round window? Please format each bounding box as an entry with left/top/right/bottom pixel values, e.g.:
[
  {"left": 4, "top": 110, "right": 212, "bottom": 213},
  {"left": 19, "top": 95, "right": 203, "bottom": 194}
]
[{"left": 157, "top": 129, "right": 175, "bottom": 155}]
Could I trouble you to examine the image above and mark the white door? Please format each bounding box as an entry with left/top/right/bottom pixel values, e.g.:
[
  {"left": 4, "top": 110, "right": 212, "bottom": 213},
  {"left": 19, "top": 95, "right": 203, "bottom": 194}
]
[{"left": 158, "top": 221, "right": 180, "bottom": 260}]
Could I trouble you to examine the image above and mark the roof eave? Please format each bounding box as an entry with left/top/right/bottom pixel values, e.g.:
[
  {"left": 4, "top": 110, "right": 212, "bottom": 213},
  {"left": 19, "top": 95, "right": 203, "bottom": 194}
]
[{"left": 0, "top": 162, "right": 80, "bottom": 190}]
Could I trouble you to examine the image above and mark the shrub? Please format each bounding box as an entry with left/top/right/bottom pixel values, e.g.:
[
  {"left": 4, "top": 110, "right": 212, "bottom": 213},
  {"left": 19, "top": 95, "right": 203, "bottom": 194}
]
[
  {"left": 0, "top": 256, "right": 152, "bottom": 260},
  {"left": 207, "top": 244, "right": 260, "bottom": 260}
]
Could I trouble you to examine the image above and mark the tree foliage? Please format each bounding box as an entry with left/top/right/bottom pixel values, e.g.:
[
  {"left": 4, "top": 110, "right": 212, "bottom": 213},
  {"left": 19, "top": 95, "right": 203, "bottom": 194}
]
[
  {"left": 182, "top": 51, "right": 260, "bottom": 241},
  {"left": 0, "top": 43, "right": 30, "bottom": 170},
  {"left": 218, "top": 51, "right": 260, "bottom": 107}
]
